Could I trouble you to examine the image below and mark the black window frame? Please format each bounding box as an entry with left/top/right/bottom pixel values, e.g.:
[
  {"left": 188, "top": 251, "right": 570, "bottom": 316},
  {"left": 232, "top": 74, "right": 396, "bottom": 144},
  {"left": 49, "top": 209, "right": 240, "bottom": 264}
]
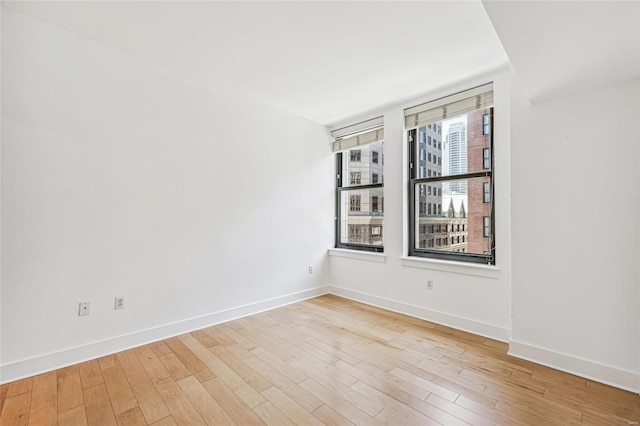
[
  {"left": 483, "top": 148, "right": 491, "bottom": 170},
  {"left": 408, "top": 106, "right": 495, "bottom": 265}
]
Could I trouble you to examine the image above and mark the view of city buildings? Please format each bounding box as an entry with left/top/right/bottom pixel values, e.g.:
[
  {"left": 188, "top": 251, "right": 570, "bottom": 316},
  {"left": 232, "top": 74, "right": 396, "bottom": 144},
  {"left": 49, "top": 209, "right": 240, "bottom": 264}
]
[
  {"left": 337, "top": 106, "right": 492, "bottom": 255},
  {"left": 339, "top": 141, "right": 384, "bottom": 246},
  {"left": 413, "top": 108, "right": 492, "bottom": 255}
]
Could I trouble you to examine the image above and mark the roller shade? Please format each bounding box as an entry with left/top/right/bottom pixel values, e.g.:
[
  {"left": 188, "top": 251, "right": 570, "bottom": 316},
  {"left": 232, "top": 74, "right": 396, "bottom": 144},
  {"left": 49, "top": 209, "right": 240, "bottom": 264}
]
[
  {"left": 331, "top": 116, "right": 384, "bottom": 152},
  {"left": 404, "top": 83, "right": 493, "bottom": 130}
]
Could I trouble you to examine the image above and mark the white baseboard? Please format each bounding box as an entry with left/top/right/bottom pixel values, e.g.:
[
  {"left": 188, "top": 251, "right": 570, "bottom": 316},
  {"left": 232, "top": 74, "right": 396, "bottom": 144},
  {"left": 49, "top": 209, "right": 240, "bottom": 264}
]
[
  {"left": 5, "top": 285, "right": 637, "bottom": 395},
  {"left": 508, "top": 340, "right": 640, "bottom": 394},
  {"left": 0, "top": 286, "right": 329, "bottom": 385},
  {"left": 327, "top": 285, "right": 511, "bottom": 342}
]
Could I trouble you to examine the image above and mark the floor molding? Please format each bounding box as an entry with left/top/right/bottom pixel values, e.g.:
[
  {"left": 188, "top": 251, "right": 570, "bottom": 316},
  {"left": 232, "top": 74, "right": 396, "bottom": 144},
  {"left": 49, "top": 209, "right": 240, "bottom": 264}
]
[
  {"left": 327, "top": 285, "right": 511, "bottom": 342},
  {"left": 0, "top": 286, "right": 329, "bottom": 385},
  {"left": 508, "top": 339, "right": 640, "bottom": 394}
]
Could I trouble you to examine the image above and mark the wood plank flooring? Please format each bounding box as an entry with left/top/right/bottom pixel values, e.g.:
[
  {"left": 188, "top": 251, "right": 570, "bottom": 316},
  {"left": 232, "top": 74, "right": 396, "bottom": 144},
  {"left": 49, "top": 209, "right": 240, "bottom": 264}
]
[{"left": 1, "top": 294, "right": 639, "bottom": 425}]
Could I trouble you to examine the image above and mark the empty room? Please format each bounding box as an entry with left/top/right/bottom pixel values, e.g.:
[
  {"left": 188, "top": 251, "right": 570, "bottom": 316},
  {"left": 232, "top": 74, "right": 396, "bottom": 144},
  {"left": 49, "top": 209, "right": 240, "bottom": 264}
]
[{"left": 1, "top": 1, "right": 639, "bottom": 425}]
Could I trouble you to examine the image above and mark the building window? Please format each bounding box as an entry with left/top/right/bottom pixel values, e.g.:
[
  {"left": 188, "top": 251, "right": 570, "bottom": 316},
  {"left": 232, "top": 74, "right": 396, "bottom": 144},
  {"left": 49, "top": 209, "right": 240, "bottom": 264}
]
[
  {"left": 333, "top": 117, "right": 384, "bottom": 253},
  {"left": 350, "top": 172, "right": 361, "bottom": 185},
  {"left": 372, "top": 196, "right": 379, "bottom": 212},
  {"left": 407, "top": 83, "right": 494, "bottom": 264},
  {"left": 483, "top": 182, "right": 491, "bottom": 203},
  {"left": 419, "top": 128, "right": 426, "bottom": 143},
  {"left": 483, "top": 148, "right": 491, "bottom": 170},
  {"left": 350, "top": 195, "right": 361, "bottom": 211}
]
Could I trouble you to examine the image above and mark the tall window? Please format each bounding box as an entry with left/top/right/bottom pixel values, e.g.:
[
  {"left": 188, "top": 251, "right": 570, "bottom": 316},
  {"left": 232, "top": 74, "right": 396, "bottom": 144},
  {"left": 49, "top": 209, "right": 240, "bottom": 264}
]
[
  {"left": 332, "top": 117, "right": 384, "bottom": 252},
  {"left": 406, "top": 83, "right": 495, "bottom": 264},
  {"left": 350, "top": 172, "right": 361, "bottom": 185}
]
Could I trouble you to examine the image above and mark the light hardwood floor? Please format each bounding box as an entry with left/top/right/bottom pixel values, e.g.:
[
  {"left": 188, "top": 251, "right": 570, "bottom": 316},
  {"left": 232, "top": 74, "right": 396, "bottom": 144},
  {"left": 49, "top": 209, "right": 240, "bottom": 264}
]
[{"left": 1, "top": 295, "right": 639, "bottom": 425}]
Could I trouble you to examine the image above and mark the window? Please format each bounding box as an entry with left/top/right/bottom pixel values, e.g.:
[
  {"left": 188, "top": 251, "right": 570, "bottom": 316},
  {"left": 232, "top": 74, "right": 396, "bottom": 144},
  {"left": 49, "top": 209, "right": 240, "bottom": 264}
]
[
  {"left": 483, "top": 182, "right": 491, "bottom": 203},
  {"left": 350, "top": 195, "right": 361, "bottom": 211},
  {"left": 483, "top": 113, "right": 491, "bottom": 135},
  {"left": 372, "top": 196, "right": 382, "bottom": 212},
  {"left": 350, "top": 172, "right": 361, "bottom": 185},
  {"left": 406, "top": 83, "right": 494, "bottom": 264},
  {"left": 333, "top": 116, "right": 384, "bottom": 252}
]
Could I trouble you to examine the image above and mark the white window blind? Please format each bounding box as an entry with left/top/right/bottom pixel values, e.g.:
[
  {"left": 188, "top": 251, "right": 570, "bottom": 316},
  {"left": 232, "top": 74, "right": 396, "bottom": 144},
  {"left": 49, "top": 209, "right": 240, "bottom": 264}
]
[
  {"left": 404, "top": 83, "right": 493, "bottom": 130},
  {"left": 331, "top": 116, "right": 384, "bottom": 152}
]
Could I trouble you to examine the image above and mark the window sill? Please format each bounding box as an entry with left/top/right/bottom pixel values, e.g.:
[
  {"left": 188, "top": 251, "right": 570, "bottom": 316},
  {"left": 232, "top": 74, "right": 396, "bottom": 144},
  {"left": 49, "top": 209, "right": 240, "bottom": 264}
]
[
  {"left": 400, "top": 256, "right": 500, "bottom": 279},
  {"left": 328, "top": 248, "right": 387, "bottom": 263}
]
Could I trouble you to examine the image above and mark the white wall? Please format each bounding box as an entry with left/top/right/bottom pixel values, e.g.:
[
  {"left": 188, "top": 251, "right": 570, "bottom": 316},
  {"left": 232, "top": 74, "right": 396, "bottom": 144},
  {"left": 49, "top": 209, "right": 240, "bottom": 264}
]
[
  {"left": 509, "top": 76, "right": 640, "bottom": 392},
  {"left": 0, "top": 9, "right": 333, "bottom": 382},
  {"left": 327, "top": 69, "right": 512, "bottom": 342}
]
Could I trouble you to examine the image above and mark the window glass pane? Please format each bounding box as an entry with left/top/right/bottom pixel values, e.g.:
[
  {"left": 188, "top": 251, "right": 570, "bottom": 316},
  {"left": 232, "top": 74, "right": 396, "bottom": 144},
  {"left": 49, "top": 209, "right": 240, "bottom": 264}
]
[
  {"left": 414, "top": 176, "right": 491, "bottom": 255},
  {"left": 338, "top": 188, "right": 384, "bottom": 246},
  {"left": 342, "top": 142, "right": 384, "bottom": 187},
  {"left": 417, "top": 109, "right": 491, "bottom": 180}
]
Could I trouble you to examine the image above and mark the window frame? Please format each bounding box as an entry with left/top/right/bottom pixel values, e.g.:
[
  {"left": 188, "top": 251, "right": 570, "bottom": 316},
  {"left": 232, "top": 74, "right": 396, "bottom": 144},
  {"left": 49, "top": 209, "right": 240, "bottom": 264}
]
[
  {"left": 483, "top": 181, "right": 491, "bottom": 203},
  {"left": 483, "top": 216, "right": 491, "bottom": 238},
  {"left": 407, "top": 105, "right": 495, "bottom": 265}
]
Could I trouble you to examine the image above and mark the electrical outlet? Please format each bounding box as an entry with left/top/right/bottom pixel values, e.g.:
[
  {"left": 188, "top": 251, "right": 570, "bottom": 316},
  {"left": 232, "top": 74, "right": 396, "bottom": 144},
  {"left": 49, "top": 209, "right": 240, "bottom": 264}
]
[
  {"left": 78, "top": 302, "right": 90, "bottom": 316},
  {"left": 427, "top": 280, "right": 434, "bottom": 290},
  {"left": 308, "top": 266, "right": 313, "bottom": 274},
  {"left": 114, "top": 297, "right": 125, "bottom": 310}
]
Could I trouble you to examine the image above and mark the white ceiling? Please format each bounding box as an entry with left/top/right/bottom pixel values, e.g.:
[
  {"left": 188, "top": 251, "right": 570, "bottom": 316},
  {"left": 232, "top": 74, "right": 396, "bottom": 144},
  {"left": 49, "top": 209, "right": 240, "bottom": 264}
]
[
  {"left": 4, "top": 1, "right": 638, "bottom": 125},
  {"left": 2, "top": 1, "right": 509, "bottom": 126},
  {"left": 483, "top": 0, "right": 640, "bottom": 104}
]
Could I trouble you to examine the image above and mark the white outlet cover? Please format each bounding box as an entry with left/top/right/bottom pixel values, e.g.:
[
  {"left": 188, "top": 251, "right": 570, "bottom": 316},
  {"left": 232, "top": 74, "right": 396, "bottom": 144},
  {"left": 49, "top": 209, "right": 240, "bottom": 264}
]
[
  {"left": 78, "top": 302, "right": 90, "bottom": 316},
  {"left": 114, "top": 297, "right": 125, "bottom": 310}
]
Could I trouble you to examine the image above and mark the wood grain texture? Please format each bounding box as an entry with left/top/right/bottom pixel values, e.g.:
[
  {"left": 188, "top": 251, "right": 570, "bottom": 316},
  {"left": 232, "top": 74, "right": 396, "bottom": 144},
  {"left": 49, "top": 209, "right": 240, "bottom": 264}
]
[{"left": 1, "top": 295, "right": 639, "bottom": 425}]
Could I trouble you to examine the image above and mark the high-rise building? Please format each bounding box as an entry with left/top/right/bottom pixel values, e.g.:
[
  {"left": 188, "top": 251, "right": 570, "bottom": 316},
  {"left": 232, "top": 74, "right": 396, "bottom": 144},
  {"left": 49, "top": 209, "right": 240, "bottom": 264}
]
[
  {"left": 343, "top": 142, "right": 384, "bottom": 246},
  {"left": 466, "top": 109, "right": 493, "bottom": 255},
  {"left": 445, "top": 120, "right": 468, "bottom": 193}
]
